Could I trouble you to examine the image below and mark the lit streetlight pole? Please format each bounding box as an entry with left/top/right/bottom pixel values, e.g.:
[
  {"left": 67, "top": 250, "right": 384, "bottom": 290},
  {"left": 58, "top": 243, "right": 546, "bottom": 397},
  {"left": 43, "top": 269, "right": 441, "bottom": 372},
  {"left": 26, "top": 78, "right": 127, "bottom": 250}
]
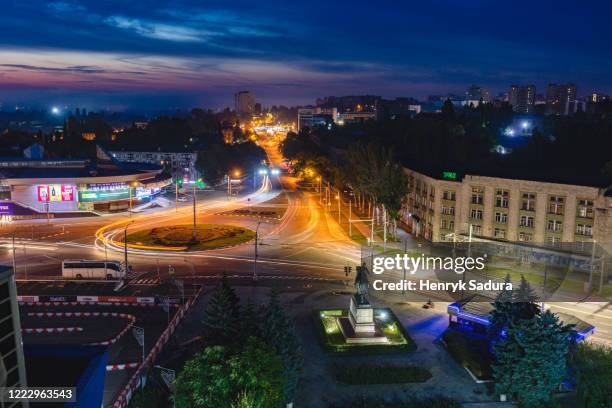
[
  {"left": 348, "top": 200, "right": 352, "bottom": 237},
  {"left": 132, "top": 325, "right": 145, "bottom": 363},
  {"left": 336, "top": 193, "right": 341, "bottom": 224},
  {"left": 175, "top": 179, "right": 179, "bottom": 212},
  {"left": 253, "top": 221, "right": 262, "bottom": 281},
  {"left": 124, "top": 221, "right": 134, "bottom": 276},
  {"left": 192, "top": 180, "right": 197, "bottom": 242}
]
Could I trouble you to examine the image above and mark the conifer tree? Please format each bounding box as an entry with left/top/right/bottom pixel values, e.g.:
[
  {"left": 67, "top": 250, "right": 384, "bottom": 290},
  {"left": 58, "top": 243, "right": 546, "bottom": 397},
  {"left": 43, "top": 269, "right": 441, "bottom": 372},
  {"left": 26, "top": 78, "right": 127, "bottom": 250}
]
[
  {"left": 202, "top": 274, "right": 241, "bottom": 346},
  {"left": 261, "top": 290, "right": 303, "bottom": 407},
  {"left": 493, "top": 311, "right": 573, "bottom": 407}
]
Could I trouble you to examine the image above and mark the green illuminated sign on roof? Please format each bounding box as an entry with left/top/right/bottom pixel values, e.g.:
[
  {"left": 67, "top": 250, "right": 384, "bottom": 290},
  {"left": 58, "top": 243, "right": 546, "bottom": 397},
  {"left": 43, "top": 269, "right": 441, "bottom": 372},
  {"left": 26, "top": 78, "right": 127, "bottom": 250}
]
[{"left": 442, "top": 171, "right": 457, "bottom": 180}]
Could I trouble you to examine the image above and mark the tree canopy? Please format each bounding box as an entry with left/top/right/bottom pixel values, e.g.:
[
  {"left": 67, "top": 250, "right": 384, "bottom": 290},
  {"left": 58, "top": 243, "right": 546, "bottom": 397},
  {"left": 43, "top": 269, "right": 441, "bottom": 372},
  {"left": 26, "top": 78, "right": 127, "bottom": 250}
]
[{"left": 173, "top": 338, "right": 284, "bottom": 408}]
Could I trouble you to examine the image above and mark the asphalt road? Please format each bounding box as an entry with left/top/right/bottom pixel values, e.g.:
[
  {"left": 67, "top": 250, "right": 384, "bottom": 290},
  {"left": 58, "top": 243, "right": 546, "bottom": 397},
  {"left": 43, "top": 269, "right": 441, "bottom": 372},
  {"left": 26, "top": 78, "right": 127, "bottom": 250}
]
[{"left": 1, "top": 133, "right": 611, "bottom": 346}]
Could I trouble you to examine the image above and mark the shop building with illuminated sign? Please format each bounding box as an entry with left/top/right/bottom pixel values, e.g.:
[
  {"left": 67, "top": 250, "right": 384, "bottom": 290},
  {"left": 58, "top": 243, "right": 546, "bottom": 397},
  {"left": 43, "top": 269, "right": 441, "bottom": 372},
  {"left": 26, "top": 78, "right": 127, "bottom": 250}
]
[{"left": 0, "top": 158, "right": 171, "bottom": 214}]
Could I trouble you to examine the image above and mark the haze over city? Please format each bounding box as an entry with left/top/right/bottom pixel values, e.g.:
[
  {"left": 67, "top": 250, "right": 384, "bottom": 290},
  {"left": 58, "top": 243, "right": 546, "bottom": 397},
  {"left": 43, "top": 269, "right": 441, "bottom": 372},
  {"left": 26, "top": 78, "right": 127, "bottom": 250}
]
[{"left": 1, "top": 0, "right": 612, "bottom": 110}]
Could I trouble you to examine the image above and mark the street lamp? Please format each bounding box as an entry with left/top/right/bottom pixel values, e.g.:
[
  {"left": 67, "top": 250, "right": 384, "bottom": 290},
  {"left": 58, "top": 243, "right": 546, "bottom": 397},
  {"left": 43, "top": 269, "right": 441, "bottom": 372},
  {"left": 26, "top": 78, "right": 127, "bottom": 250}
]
[
  {"left": 192, "top": 179, "right": 197, "bottom": 242},
  {"left": 227, "top": 170, "right": 241, "bottom": 199},
  {"left": 132, "top": 325, "right": 145, "bottom": 363},
  {"left": 128, "top": 181, "right": 138, "bottom": 217},
  {"left": 253, "top": 221, "right": 262, "bottom": 281},
  {"left": 124, "top": 220, "right": 134, "bottom": 277}
]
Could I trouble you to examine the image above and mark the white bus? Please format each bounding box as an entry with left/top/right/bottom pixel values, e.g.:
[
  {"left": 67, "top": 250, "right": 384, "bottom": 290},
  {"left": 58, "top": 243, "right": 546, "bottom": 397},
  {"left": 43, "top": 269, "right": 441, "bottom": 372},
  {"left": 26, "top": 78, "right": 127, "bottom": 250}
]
[{"left": 62, "top": 260, "right": 125, "bottom": 280}]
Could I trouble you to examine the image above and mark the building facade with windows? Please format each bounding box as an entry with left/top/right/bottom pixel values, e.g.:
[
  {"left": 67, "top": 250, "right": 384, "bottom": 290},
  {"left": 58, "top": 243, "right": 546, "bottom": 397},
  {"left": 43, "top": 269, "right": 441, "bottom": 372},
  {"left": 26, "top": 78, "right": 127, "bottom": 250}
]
[
  {"left": 110, "top": 150, "right": 197, "bottom": 182},
  {"left": 508, "top": 84, "right": 536, "bottom": 114},
  {"left": 235, "top": 91, "right": 256, "bottom": 118},
  {"left": 546, "top": 83, "right": 577, "bottom": 115},
  {"left": 401, "top": 168, "right": 612, "bottom": 246}
]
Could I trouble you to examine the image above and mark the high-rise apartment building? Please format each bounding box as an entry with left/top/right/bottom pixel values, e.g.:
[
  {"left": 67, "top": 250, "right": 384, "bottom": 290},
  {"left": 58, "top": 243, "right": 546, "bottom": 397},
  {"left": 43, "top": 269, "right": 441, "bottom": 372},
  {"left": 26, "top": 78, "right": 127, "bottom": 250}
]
[
  {"left": 465, "top": 85, "right": 489, "bottom": 104},
  {"left": 546, "top": 83, "right": 577, "bottom": 115},
  {"left": 508, "top": 85, "right": 536, "bottom": 113},
  {"left": 234, "top": 91, "right": 256, "bottom": 118}
]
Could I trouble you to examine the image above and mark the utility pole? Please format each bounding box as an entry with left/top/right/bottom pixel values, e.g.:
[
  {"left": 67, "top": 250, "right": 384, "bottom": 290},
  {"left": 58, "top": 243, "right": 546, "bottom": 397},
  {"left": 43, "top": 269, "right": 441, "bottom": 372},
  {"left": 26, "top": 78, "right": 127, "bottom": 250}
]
[
  {"left": 192, "top": 181, "right": 197, "bottom": 242},
  {"left": 402, "top": 238, "right": 407, "bottom": 294},
  {"left": 599, "top": 256, "right": 605, "bottom": 295},
  {"left": 587, "top": 240, "right": 596, "bottom": 292},
  {"left": 128, "top": 185, "right": 132, "bottom": 216},
  {"left": 253, "top": 222, "right": 262, "bottom": 281},
  {"left": 175, "top": 180, "right": 178, "bottom": 212},
  {"left": 104, "top": 239, "right": 108, "bottom": 277},
  {"left": 337, "top": 192, "right": 341, "bottom": 224},
  {"left": 124, "top": 226, "right": 128, "bottom": 273},
  {"left": 227, "top": 174, "right": 231, "bottom": 199},
  {"left": 124, "top": 221, "right": 133, "bottom": 275},
  {"left": 11, "top": 233, "right": 16, "bottom": 274},
  {"left": 383, "top": 206, "right": 387, "bottom": 251},
  {"left": 348, "top": 201, "right": 352, "bottom": 237},
  {"left": 542, "top": 263, "right": 548, "bottom": 310},
  {"left": 370, "top": 218, "right": 374, "bottom": 246},
  {"left": 23, "top": 245, "right": 27, "bottom": 281}
]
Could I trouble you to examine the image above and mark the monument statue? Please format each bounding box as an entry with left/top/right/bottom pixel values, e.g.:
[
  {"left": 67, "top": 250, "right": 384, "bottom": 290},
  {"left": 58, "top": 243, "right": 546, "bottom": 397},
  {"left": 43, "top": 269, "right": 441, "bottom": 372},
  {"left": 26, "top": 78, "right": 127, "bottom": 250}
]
[{"left": 354, "top": 263, "right": 370, "bottom": 304}]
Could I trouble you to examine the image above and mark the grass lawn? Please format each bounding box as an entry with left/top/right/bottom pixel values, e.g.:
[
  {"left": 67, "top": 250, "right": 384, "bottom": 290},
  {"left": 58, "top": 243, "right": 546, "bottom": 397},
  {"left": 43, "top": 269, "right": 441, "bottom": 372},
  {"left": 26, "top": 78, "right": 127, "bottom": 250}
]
[
  {"left": 126, "top": 224, "right": 255, "bottom": 250},
  {"left": 222, "top": 206, "right": 286, "bottom": 219},
  {"left": 477, "top": 265, "right": 599, "bottom": 296},
  {"left": 314, "top": 308, "right": 416, "bottom": 354}
]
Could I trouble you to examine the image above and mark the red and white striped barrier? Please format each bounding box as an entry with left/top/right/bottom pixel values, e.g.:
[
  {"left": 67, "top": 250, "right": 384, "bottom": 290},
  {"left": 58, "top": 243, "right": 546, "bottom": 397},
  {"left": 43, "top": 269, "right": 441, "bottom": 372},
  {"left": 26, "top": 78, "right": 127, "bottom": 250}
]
[
  {"left": 27, "top": 311, "right": 136, "bottom": 319},
  {"left": 18, "top": 301, "right": 169, "bottom": 307},
  {"left": 112, "top": 286, "right": 203, "bottom": 408},
  {"left": 22, "top": 327, "right": 83, "bottom": 334},
  {"left": 106, "top": 362, "right": 140, "bottom": 372},
  {"left": 89, "top": 314, "right": 137, "bottom": 346},
  {"left": 25, "top": 311, "right": 137, "bottom": 344}
]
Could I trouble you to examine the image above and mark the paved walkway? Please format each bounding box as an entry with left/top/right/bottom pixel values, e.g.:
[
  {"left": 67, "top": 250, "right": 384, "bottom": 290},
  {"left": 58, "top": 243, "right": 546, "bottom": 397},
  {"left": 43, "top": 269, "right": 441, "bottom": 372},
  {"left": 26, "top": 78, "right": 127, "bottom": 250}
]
[{"left": 168, "top": 281, "right": 505, "bottom": 407}]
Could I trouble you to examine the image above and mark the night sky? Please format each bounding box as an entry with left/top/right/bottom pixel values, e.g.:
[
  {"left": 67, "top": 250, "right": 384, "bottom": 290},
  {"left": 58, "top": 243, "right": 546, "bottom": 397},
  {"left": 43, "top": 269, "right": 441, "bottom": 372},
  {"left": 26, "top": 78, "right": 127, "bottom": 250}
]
[{"left": 1, "top": 0, "right": 611, "bottom": 110}]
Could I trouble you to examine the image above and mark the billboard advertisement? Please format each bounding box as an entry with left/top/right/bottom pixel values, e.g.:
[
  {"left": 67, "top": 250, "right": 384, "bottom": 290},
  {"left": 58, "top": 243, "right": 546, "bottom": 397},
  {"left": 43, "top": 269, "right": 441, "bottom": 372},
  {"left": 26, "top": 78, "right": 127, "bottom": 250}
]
[
  {"left": 37, "top": 185, "right": 74, "bottom": 202},
  {"left": 0, "top": 202, "right": 13, "bottom": 215}
]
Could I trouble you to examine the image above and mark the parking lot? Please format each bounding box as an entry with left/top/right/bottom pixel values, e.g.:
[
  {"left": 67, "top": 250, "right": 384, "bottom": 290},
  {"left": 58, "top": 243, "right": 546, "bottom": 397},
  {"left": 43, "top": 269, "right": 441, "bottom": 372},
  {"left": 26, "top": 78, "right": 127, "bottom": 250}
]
[{"left": 16, "top": 280, "right": 200, "bottom": 407}]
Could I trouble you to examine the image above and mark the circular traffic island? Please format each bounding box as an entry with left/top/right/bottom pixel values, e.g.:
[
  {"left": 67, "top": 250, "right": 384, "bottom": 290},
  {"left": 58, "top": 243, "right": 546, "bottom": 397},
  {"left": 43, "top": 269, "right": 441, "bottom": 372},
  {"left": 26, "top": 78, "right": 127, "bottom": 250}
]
[{"left": 126, "top": 224, "right": 256, "bottom": 251}]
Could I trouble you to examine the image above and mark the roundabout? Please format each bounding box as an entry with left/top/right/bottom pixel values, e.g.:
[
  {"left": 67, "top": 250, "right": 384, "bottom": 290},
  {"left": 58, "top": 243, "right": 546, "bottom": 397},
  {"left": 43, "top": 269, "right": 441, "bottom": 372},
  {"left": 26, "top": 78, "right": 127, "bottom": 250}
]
[{"left": 97, "top": 222, "right": 256, "bottom": 253}]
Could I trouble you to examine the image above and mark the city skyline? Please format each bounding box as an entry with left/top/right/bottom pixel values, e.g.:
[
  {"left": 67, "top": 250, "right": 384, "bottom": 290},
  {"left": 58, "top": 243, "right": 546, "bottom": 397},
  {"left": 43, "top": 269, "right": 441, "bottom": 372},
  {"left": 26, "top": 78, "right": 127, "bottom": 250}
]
[{"left": 1, "top": 1, "right": 612, "bottom": 110}]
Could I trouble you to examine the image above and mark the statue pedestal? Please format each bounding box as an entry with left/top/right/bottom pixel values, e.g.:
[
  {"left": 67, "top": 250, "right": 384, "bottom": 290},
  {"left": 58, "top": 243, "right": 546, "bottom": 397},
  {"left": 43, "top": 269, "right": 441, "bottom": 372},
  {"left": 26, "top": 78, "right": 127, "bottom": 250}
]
[
  {"left": 337, "top": 295, "right": 388, "bottom": 344},
  {"left": 348, "top": 296, "right": 375, "bottom": 333}
]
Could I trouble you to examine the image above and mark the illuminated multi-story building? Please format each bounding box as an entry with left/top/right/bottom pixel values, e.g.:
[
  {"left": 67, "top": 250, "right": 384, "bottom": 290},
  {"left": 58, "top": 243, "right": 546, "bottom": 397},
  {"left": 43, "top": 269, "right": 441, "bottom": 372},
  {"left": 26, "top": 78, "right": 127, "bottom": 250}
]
[
  {"left": 546, "top": 83, "right": 577, "bottom": 115},
  {"left": 401, "top": 167, "right": 612, "bottom": 246},
  {"left": 465, "top": 85, "right": 489, "bottom": 105},
  {"left": 508, "top": 84, "right": 536, "bottom": 114},
  {"left": 234, "top": 91, "right": 256, "bottom": 118}
]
